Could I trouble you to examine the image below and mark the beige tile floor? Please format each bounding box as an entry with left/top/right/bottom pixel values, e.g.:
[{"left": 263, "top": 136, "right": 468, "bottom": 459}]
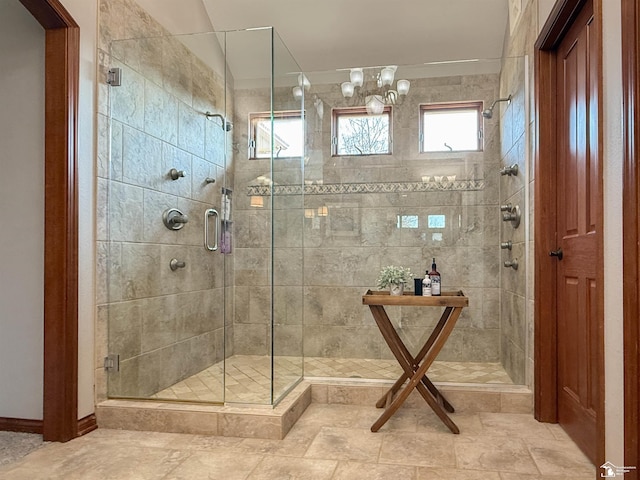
[
  {"left": 150, "top": 356, "right": 513, "bottom": 404},
  {"left": 0, "top": 404, "right": 595, "bottom": 479}
]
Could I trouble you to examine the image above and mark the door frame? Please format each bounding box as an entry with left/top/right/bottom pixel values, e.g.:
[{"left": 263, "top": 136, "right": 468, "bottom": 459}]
[
  {"left": 16, "top": 0, "right": 82, "bottom": 442},
  {"left": 533, "top": 0, "right": 605, "bottom": 466},
  {"left": 622, "top": 0, "right": 640, "bottom": 474}
]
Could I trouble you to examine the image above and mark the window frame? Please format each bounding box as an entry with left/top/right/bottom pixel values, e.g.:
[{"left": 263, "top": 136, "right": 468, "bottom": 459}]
[
  {"left": 331, "top": 106, "right": 393, "bottom": 157},
  {"left": 419, "top": 101, "right": 484, "bottom": 153},
  {"left": 248, "top": 110, "right": 304, "bottom": 160}
]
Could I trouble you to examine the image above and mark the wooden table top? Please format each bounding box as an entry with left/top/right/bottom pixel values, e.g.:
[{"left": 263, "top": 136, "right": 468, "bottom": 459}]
[{"left": 362, "top": 289, "right": 468, "bottom": 307}]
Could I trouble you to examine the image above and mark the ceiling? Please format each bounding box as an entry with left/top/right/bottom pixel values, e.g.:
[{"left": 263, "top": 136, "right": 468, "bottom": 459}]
[
  {"left": 200, "top": 0, "right": 510, "bottom": 72},
  {"left": 135, "top": 0, "right": 511, "bottom": 82}
]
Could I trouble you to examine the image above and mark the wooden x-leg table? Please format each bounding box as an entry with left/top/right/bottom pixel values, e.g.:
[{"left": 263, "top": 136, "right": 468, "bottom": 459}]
[{"left": 362, "top": 290, "right": 468, "bottom": 434}]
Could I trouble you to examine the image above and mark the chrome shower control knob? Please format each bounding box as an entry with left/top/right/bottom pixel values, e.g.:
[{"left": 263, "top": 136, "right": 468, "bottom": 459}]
[
  {"left": 169, "top": 168, "right": 187, "bottom": 180},
  {"left": 169, "top": 259, "right": 186, "bottom": 271},
  {"left": 500, "top": 241, "right": 513, "bottom": 250},
  {"left": 504, "top": 259, "right": 519, "bottom": 270},
  {"left": 163, "top": 208, "right": 189, "bottom": 230},
  {"left": 501, "top": 205, "right": 521, "bottom": 228}
]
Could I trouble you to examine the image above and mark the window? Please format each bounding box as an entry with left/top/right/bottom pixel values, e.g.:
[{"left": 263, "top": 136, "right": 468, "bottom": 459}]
[
  {"left": 249, "top": 111, "right": 304, "bottom": 159},
  {"left": 332, "top": 106, "right": 392, "bottom": 156},
  {"left": 427, "top": 214, "right": 446, "bottom": 228},
  {"left": 397, "top": 215, "right": 419, "bottom": 229},
  {"left": 420, "top": 102, "right": 483, "bottom": 153}
]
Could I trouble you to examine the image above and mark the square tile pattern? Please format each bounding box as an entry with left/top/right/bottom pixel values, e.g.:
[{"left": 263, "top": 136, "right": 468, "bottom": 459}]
[
  {"left": 0, "top": 407, "right": 595, "bottom": 479},
  {"left": 149, "top": 355, "right": 513, "bottom": 404}
]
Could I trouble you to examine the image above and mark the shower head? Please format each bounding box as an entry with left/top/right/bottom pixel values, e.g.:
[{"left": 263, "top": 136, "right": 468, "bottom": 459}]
[
  {"left": 482, "top": 95, "right": 512, "bottom": 119},
  {"left": 205, "top": 112, "right": 233, "bottom": 131}
]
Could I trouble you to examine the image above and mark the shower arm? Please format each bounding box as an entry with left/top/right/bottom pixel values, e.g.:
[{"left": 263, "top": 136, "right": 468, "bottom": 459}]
[
  {"left": 489, "top": 95, "right": 512, "bottom": 111},
  {"left": 205, "top": 111, "right": 232, "bottom": 131},
  {"left": 483, "top": 94, "right": 512, "bottom": 118}
]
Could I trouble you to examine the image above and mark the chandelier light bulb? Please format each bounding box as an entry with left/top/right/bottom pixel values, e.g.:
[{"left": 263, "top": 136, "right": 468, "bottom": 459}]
[
  {"left": 365, "top": 95, "right": 385, "bottom": 115},
  {"left": 349, "top": 68, "right": 364, "bottom": 87},
  {"left": 397, "top": 79, "right": 410, "bottom": 96},
  {"left": 292, "top": 86, "right": 303, "bottom": 100},
  {"left": 380, "top": 66, "right": 396, "bottom": 87},
  {"left": 341, "top": 81, "right": 355, "bottom": 98}
]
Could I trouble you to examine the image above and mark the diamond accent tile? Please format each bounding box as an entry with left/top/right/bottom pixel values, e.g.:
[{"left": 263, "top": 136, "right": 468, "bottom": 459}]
[{"left": 247, "top": 179, "right": 485, "bottom": 197}]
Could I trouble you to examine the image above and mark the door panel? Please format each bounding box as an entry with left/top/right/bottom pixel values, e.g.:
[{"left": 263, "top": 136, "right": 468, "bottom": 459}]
[{"left": 555, "top": 0, "right": 599, "bottom": 463}]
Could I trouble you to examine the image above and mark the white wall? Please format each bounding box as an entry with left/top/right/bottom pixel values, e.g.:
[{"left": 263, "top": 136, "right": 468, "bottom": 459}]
[
  {"left": 58, "top": 0, "right": 98, "bottom": 420},
  {"left": 537, "top": 0, "right": 555, "bottom": 30},
  {"left": 0, "top": 0, "right": 45, "bottom": 420},
  {"left": 602, "top": 0, "right": 625, "bottom": 467}
]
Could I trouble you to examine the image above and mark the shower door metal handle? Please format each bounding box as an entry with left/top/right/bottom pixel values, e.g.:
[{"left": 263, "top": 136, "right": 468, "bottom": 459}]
[{"left": 204, "top": 208, "right": 219, "bottom": 251}]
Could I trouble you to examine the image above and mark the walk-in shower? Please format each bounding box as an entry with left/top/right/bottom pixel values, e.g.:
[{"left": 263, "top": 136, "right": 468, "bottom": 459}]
[
  {"left": 101, "top": 25, "right": 305, "bottom": 406},
  {"left": 98, "top": 0, "right": 531, "bottom": 411}
]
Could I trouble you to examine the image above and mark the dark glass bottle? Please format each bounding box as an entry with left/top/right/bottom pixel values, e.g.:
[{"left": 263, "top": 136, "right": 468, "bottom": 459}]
[{"left": 428, "top": 257, "right": 441, "bottom": 296}]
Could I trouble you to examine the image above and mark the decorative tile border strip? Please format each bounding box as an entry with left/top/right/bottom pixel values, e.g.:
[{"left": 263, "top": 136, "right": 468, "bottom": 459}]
[{"left": 247, "top": 180, "right": 484, "bottom": 196}]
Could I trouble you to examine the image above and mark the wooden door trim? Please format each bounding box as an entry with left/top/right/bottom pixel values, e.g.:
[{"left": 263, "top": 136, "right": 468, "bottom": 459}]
[
  {"left": 17, "top": 0, "right": 80, "bottom": 442},
  {"left": 537, "top": 0, "right": 588, "bottom": 50},
  {"left": 622, "top": 0, "right": 640, "bottom": 474},
  {"left": 534, "top": 0, "right": 604, "bottom": 466}
]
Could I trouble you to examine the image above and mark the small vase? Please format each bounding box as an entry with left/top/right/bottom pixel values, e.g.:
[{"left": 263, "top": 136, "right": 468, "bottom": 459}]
[{"left": 389, "top": 283, "right": 404, "bottom": 296}]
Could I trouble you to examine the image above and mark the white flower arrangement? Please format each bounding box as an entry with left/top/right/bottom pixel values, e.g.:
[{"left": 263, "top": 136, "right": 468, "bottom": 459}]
[{"left": 377, "top": 265, "right": 413, "bottom": 289}]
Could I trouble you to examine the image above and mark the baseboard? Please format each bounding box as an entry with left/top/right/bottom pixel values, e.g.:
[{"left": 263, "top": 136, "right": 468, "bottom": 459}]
[
  {"left": 0, "top": 417, "right": 44, "bottom": 434},
  {"left": 77, "top": 414, "right": 97, "bottom": 436}
]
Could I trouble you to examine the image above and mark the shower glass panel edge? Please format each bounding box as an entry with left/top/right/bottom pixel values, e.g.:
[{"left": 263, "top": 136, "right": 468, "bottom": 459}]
[
  {"left": 223, "top": 27, "right": 304, "bottom": 406},
  {"left": 271, "top": 28, "right": 305, "bottom": 406}
]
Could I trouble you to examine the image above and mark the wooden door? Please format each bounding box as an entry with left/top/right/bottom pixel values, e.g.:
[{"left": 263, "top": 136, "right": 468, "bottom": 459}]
[{"left": 554, "top": 0, "right": 600, "bottom": 464}]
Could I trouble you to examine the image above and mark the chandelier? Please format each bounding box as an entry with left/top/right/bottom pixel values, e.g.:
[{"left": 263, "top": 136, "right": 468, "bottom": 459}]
[{"left": 340, "top": 66, "right": 410, "bottom": 115}]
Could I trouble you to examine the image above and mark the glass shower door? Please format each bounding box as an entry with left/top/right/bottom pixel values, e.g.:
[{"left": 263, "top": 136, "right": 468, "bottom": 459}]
[{"left": 103, "top": 33, "right": 228, "bottom": 403}]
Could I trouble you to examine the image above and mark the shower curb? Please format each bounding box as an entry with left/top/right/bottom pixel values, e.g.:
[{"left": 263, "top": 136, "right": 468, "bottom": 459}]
[
  {"left": 95, "top": 381, "right": 532, "bottom": 439},
  {"left": 308, "top": 379, "right": 533, "bottom": 414},
  {"left": 95, "top": 381, "right": 312, "bottom": 440}
]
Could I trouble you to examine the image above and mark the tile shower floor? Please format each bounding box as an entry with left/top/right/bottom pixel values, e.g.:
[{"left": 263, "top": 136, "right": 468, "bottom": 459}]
[
  {"left": 0, "top": 405, "right": 595, "bottom": 479},
  {"left": 150, "top": 356, "right": 513, "bottom": 404}
]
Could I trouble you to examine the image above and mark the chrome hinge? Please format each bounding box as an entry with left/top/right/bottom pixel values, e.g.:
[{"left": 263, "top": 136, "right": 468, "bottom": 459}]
[
  {"left": 107, "top": 68, "right": 121, "bottom": 86},
  {"left": 104, "top": 354, "right": 120, "bottom": 372}
]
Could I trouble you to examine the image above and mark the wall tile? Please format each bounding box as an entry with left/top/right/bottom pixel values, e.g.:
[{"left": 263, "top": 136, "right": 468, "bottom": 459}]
[
  {"left": 144, "top": 81, "right": 178, "bottom": 146},
  {"left": 120, "top": 243, "right": 163, "bottom": 300},
  {"left": 178, "top": 102, "right": 205, "bottom": 157},
  {"left": 111, "top": 61, "right": 145, "bottom": 130},
  {"left": 109, "top": 181, "right": 145, "bottom": 243},
  {"left": 122, "top": 126, "right": 163, "bottom": 190}
]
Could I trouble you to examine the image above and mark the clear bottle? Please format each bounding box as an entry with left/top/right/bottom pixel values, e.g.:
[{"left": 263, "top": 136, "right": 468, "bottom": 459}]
[
  {"left": 422, "top": 273, "right": 432, "bottom": 296},
  {"left": 428, "top": 258, "right": 441, "bottom": 296}
]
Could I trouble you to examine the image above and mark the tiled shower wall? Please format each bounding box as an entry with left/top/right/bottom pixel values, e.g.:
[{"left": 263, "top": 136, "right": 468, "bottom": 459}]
[
  {"left": 499, "top": 0, "right": 539, "bottom": 386},
  {"left": 96, "top": 0, "right": 233, "bottom": 399},
  {"left": 498, "top": 56, "right": 528, "bottom": 385},
  {"left": 233, "top": 73, "right": 507, "bottom": 364}
]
